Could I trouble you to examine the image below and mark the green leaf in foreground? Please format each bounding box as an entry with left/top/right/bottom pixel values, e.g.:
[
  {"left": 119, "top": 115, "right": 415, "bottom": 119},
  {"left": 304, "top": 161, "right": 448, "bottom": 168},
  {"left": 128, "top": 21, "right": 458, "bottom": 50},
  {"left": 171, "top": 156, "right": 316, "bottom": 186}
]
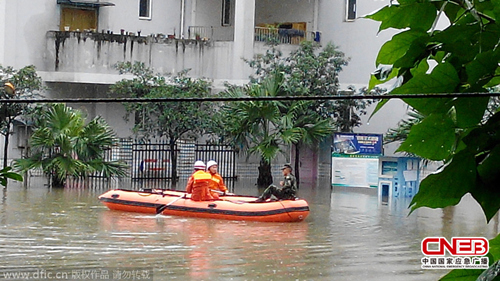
[
  {"left": 397, "top": 113, "right": 455, "bottom": 161},
  {"left": 0, "top": 167, "right": 23, "bottom": 187},
  {"left": 394, "top": 62, "right": 460, "bottom": 115},
  {"left": 364, "top": 3, "right": 436, "bottom": 32},
  {"left": 439, "top": 268, "right": 485, "bottom": 281},
  {"left": 409, "top": 150, "right": 476, "bottom": 213},
  {"left": 486, "top": 232, "right": 500, "bottom": 260},
  {"left": 453, "top": 97, "right": 490, "bottom": 128}
]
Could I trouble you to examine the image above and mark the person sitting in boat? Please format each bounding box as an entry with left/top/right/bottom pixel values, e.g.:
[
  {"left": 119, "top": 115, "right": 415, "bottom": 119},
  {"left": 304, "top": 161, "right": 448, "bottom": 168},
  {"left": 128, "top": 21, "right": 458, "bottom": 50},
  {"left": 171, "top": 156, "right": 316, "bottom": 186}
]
[
  {"left": 186, "top": 161, "right": 214, "bottom": 201},
  {"left": 206, "top": 160, "right": 232, "bottom": 198},
  {"left": 254, "top": 164, "right": 297, "bottom": 203}
]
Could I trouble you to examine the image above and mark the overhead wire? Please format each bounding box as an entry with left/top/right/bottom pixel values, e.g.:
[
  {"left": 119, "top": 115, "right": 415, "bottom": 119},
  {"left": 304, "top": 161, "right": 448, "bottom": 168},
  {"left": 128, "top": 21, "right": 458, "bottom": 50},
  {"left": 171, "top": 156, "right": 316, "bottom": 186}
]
[{"left": 0, "top": 92, "right": 500, "bottom": 104}]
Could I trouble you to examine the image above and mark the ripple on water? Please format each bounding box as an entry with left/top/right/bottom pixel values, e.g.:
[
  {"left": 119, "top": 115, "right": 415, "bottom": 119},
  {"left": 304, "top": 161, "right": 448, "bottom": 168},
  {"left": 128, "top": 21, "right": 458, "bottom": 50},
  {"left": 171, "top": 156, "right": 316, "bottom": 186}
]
[{"left": 0, "top": 182, "right": 488, "bottom": 280}]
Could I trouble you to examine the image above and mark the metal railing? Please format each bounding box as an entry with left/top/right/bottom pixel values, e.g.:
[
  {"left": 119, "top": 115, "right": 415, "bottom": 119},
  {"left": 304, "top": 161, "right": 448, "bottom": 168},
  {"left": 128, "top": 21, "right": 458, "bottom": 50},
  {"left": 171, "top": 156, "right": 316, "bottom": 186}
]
[
  {"left": 115, "top": 139, "right": 237, "bottom": 181},
  {"left": 195, "top": 144, "right": 237, "bottom": 180},
  {"left": 254, "top": 27, "right": 321, "bottom": 45},
  {"left": 187, "top": 26, "right": 320, "bottom": 44},
  {"left": 187, "top": 26, "right": 234, "bottom": 41},
  {"left": 188, "top": 26, "right": 214, "bottom": 40}
]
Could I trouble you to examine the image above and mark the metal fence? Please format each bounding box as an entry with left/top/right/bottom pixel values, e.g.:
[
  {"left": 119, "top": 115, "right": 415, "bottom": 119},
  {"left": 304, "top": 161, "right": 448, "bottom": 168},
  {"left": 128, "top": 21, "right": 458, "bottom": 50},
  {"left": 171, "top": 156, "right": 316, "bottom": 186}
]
[
  {"left": 195, "top": 144, "right": 237, "bottom": 180},
  {"left": 131, "top": 141, "right": 174, "bottom": 180},
  {"left": 123, "top": 140, "right": 236, "bottom": 181},
  {"left": 187, "top": 26, "right": 235, "bottom": 41},
  {"left": 32, "top": 140, "right": 236, "bottom": 189},
  {"left": 254, "top": 27, "right": 321, "bottom": 45}
]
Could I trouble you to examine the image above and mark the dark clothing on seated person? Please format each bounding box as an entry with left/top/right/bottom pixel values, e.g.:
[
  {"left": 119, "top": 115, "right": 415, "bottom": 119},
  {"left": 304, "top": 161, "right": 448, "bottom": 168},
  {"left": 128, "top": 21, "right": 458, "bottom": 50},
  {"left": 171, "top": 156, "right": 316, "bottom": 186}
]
[{"left": 257, "top": 174, "right": 297, "bottom": 201}]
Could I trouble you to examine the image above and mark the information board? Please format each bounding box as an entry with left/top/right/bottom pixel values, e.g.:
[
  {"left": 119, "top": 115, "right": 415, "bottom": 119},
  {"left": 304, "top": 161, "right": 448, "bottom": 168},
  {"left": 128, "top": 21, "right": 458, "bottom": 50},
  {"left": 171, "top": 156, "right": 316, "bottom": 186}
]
[
  {"left": 332, "top": 155, "right": 379, "bottom": 188},
  {"left": 333, "top": 133, "right": 383, "bottom": 156}
]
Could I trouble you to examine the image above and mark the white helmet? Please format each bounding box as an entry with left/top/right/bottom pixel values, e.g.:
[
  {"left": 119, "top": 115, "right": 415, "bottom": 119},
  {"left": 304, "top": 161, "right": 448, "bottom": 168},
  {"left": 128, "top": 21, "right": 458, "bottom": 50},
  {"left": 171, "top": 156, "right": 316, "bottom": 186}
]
[
  {"left": 194, "top": 160, "right": 206, "bottom": 170},
  {"left": 206, "top": 160, "right": 217, "bottom": 170}
]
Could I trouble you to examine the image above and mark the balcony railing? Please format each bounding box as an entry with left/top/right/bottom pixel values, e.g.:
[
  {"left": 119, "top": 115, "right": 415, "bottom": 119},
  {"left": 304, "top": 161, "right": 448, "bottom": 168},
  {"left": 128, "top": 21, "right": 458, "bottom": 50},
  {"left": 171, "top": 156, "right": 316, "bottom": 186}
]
[
  {"left": 187, "top": 26, "right": 321, "bottom": 44},
  {"left": 187, "top": 26, "right": 234, "bottom": 41},
  {"left": 254, "top": 27, "right": 321, "bottom": 45}
]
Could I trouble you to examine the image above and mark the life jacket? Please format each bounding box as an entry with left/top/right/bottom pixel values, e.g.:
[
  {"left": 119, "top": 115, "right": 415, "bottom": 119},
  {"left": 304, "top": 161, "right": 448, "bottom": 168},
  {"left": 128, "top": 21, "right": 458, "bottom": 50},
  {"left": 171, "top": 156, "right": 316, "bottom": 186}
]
[
  {"left": 208, "top": 173, "right": 227, "bottom": 192},
  {"left": 186, "top": 170, "right": 213, "bottom": 201}
]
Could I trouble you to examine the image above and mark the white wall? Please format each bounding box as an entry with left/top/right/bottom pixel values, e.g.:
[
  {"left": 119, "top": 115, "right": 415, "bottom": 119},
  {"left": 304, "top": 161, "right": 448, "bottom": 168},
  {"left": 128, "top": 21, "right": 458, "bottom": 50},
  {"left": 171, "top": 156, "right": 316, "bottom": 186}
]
[
  {"left": 317, "top": 0, "right": 407, "bottom": 155},
  {"left": 45, "top": 83, "right": 133, "bottom": 138},
  {"left": 40, "top": 32, "right": 256, "bottom": 82},
  {"left": 255, "top": 0, "right": 315, "bottom": 29},
  {"left": 2, "top": 0, "right": 59, "bottom": 68},
  {"left": 0, "top": 0, "right": 5, "bottom": 64},
  {"left": 318, "top": 0, "right": 394, "bottom": 87},
  {"left": 101, "top": 0, "right": 182, "bottom": 37},
  {"left": 195, "top": 0, "right": 222, "bottom": 27}
]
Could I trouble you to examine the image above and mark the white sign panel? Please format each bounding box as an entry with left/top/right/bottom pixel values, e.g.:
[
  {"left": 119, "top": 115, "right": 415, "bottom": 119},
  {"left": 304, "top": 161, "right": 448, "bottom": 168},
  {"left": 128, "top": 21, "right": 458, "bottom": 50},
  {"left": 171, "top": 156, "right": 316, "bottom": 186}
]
[{"left": 332, "top": 156, "right": 379, "bottom": 188}]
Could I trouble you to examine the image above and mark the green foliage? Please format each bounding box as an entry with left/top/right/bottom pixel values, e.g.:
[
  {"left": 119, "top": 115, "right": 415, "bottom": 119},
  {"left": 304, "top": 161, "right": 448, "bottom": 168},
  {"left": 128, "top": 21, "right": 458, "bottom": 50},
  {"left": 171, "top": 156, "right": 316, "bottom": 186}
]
[
  {"left": 221, "top": 74, "right": 287, "bottom": 164},
  {"left": 13, "top": 104, "right": 126, "bottom": 187},
  {"left": 111, "top": 62, "right": 219, "bottom": 185},
  {"left": 0, "top": 166, "right": 23, "bottom": 187},
  {"left": 367, "top": 0, "right": 500, "bottom": 278},
  {"left": 367, "top": 0, "right": 500, "bottom": 214},
  {"left": 227, "top": 41, "right": 371, "bottom": 184},
  {"left": 0, "top": 65, "right": 43, "bottom": 169},
  {"left": 384, "top": 110, "right": 424, "bottom": 145},
  {"left": 111, "top": 62, "right": 218, "bottom": 141},
  {"left": 0, "top": 65, "right": 42, "bottom": 128},
  {"left": 247, "top": 41, "right": 382, "bottom": 131},
  {"left": 220, "top": 73, "right": 334, "bottom": 186}
]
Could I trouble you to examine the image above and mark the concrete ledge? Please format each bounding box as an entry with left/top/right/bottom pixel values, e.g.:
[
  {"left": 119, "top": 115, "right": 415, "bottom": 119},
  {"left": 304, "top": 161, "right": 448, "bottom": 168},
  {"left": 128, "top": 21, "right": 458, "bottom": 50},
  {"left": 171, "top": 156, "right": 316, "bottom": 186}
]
[{"left": 39, "top": 71, "right": 134, "bottom": 84}]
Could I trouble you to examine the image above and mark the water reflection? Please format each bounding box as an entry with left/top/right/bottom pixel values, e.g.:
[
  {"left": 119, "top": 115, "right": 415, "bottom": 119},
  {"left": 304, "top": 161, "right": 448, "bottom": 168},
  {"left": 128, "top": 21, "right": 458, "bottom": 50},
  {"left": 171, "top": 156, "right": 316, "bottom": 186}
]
[{"left": 0, "top": 178, "right": 498, "bottom": 280}]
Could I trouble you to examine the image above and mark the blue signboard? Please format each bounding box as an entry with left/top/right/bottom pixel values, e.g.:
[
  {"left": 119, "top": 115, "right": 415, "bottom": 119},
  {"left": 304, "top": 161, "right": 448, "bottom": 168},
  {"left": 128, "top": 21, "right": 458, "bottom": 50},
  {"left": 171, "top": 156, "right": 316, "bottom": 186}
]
[{"left": 333, "top": 133, "right": 383, "bottom": 156}]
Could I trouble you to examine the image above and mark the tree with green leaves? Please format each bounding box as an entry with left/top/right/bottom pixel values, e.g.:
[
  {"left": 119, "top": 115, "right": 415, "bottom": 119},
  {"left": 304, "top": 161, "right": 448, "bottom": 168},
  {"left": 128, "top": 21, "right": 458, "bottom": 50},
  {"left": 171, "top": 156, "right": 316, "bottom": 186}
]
[
  {"left": 280, "top": 101, "right": 335, "bottom": 186},
  {"left": 220, "top": 73, "right": 334, "bottom": 187},
  {"left": 384, "top": 110, "right": 424, "bottom": 145},
  {"left": 245, "top": 41, "right": 378, "bottom": 183},
  {"left": 13, "top": 104, "right": 127, "bottom": 187},
  {"left": 247, "top": 41, "right": 348, "bottom": 117},
  {"left": 221, "top": 74, "right": 286, "bottom": 187},
  {"left": 0, "top": 65, "right": 42, "bottom": 169},
  {"left": 0, "top": 166, "right": 22, "bottom": 187},
  {"left": 366, "top": 0, "right": 500, "bottom": 278},
  {"left": 111, "top": 62, "right": 219, "bottom": 186}
]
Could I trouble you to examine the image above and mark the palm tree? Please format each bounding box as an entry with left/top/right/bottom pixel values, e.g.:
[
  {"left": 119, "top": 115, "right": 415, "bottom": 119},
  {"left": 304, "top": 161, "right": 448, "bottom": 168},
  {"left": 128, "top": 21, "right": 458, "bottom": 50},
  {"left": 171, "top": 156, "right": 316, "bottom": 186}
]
[
  {"left": 384, "top": 110, "right": 423, "bottom": 145},
  {"left": 221, "top": 73, "right": 334, "bottom": 187},
  {"left": 13, "top": 104, "right": 127, "bottom": 187},
  {"left": 221, "top": 74, "right": 286, "bottom": 187},
  {"left": 278, "top": 101, "right": 334, "bottom": 186}
]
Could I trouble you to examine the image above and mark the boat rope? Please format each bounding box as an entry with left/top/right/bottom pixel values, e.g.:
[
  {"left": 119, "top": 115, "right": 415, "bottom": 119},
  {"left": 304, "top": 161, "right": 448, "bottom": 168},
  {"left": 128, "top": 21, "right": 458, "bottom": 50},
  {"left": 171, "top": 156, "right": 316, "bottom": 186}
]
[{"left": 279, "top": 200, "right": 294, "bottom": 221}]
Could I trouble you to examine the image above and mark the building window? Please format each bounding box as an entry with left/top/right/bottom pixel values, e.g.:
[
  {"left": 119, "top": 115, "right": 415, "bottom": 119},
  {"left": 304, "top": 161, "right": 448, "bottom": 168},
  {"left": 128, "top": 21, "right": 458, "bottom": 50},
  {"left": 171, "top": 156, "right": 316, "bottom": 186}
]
[
  {"left": 346, "top": 0, "right": 356, "bottom": 21},
  {"left": 222, "top": 0, "right": 230, "bottom": 26},
  {"left": 139, "top": 0, "right": 151, "bottom": 19}
]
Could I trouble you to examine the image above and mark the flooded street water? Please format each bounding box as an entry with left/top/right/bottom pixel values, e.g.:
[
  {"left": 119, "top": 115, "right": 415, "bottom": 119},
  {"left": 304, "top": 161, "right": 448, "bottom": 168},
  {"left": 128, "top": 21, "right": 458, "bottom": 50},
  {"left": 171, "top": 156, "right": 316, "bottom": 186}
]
[{"left": 0, "top": 178, "right": 498, "bottom": 281}]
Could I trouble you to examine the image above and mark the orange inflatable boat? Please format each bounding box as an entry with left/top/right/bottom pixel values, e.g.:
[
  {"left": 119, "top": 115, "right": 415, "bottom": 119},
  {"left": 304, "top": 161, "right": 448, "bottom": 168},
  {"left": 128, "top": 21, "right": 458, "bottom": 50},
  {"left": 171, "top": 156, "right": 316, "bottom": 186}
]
[{"left": 98, "top": 189, "right": 309, "bottom": 222}]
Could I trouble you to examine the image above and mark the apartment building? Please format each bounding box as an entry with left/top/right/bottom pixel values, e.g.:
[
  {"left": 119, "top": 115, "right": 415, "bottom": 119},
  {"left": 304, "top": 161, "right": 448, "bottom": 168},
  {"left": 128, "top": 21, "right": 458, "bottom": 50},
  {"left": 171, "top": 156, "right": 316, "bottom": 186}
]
[{"left": 0, "top": 0, "right": 409, "bottom": 177}]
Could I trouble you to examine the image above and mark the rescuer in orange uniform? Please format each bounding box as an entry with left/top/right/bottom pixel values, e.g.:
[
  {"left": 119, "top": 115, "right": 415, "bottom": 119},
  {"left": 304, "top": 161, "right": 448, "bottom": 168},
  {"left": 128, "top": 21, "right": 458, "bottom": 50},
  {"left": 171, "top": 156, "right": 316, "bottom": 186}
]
[
  {"left": 186, "top": 161, "right": 214, "bottom": 201},
  {"left": 206, "top": 160, "right": 229, "bottom": 199}
]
